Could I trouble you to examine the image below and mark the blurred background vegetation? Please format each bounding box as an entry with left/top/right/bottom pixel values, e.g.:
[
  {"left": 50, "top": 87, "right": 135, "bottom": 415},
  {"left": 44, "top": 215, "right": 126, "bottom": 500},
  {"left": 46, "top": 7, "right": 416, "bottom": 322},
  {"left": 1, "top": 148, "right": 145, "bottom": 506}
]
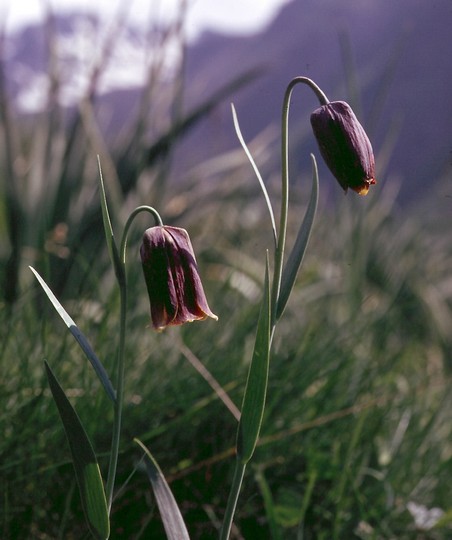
[{"left": 1, "top": 2, "right": 451, "bottom": 539}]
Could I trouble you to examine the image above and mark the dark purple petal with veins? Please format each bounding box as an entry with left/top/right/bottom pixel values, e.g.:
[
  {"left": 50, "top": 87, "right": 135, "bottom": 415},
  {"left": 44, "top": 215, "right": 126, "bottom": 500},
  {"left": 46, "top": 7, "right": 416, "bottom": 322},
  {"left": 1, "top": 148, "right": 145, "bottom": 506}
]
[
  {"left": 311, "top": 101, "right": 376, "bottom": 195},
  {"left": 140, "top": 226, "right": 217, "bottom": 331}
]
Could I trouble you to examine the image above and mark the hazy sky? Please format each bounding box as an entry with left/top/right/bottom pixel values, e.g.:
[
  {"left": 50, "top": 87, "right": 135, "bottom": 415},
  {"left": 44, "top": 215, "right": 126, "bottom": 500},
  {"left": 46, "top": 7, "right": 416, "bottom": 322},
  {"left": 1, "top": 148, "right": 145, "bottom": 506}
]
[{"left": 1, "top": 0, "right": 291, "bottom": 40}]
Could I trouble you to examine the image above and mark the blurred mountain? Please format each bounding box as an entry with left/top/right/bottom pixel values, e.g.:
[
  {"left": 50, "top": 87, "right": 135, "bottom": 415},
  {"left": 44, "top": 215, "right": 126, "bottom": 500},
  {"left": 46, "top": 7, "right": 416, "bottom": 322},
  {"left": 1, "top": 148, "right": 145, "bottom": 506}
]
[
  {"left": 3, "top": 0, "right": 452, "bottom": 205},
  {"left": 181, "top": 0, "right": 452, "bottom": 205}
]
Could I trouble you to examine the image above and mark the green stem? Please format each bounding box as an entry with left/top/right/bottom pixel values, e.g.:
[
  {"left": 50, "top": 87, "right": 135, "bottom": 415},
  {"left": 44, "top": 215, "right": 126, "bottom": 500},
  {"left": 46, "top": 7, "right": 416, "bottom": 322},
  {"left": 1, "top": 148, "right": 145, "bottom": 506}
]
[
  {"left": 121, "top": 205, "right": 164, "bottom": 258},
  {"left": 220, "top": 76, "right": 328, "bottom": 538},
  {"left": 219, "top": 458, "right": 247, "bottom": 540},
  {"left": 295, "top": 76, "right": 330, "bottom": 106},
  {"left": 270, "top": 77, "right": 328, "bottom": 325},
  {"left": 105, "top": 271, "right": 127, "bottom": 512},
  {"left": 105, "top": 205, "right": 163, "bottom": 512}
]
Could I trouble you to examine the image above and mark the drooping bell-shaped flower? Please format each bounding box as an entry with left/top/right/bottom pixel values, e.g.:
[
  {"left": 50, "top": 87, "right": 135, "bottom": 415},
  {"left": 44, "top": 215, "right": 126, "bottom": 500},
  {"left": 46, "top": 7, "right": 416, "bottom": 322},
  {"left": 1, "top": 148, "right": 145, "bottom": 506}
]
[
  {"left": 140, "top": 225, "right": 218, "bottom": 331},
  {"left": 310, "top": 100, "right": 376, "bottom": 195}
]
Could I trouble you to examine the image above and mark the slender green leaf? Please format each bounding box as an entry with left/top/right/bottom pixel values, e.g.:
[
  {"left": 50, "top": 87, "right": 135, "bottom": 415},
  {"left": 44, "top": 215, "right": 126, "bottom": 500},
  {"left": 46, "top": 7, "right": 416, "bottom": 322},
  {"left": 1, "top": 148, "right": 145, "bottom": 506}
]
[
  {"left": 45, "top": 361, "right": 110, "bottom": 540},
  {"left": 276, "top": 154, "right": 319, "bottom": 320},
  {"left": 297, "top": 470, "right": 317, "bottom": 540},
  {"left": 231, "top": 103, "right": 277, "bottom": 246},
  {"left": 237, "top": 254, "right": 271, "bottom": 463},
  {"left": 97, "top": 157, "right": 125, "bottom": 285},
  {"left": 255, "top": 468, "right": 282, "bottom": 540},
  {"left": 30, "top": 266, "right": 116, "bottom": 402},
  {"left": 134, "top": 438, "right": 190, "bottom": 540},
  {"left": 97, "top": 157, "right": 115, "bottom": 257},
  {"left": 333, "top": 411, "right": 367, "bottom": 538}
]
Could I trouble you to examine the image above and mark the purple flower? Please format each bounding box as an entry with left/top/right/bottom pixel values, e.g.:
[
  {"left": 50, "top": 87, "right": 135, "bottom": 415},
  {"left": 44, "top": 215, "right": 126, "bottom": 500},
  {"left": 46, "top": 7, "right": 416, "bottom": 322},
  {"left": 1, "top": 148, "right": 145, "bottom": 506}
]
[
  {"left": 310, "top": 101, "right": 376, "bottom": 195},
  {"left": 140, "top": 226, "right": 217, "bottom": 331}
]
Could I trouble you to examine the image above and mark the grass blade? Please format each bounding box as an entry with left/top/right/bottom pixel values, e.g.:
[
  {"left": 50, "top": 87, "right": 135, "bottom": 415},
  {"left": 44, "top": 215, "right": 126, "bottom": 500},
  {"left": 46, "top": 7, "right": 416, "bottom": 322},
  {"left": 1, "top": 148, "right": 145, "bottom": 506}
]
[
  {"left": 255, "top": 468, "right": 282, "bottom": 540},
  {"left": 276, "top": 154, "right": 319, "bottom": 320},
  {"left": 30, "top": 266, "right": 116, "bottom": 402},
  {"left": 45, "top": 361, "right": 110, "bottom": 540},
  {"left": 134, "top": 438, "right": 190, "bottom": 540},
  {"left": 237, "top": 253, "right": 272, "bottom": 463}
]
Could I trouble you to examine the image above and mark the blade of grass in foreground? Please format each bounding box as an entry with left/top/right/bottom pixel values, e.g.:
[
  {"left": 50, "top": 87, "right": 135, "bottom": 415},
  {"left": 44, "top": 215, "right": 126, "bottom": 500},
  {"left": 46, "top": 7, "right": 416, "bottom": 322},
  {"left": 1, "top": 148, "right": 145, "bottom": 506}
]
[
  {"left": 30, "top": 266, "right": 116, "bottom": 403},
  {"left": 134, "top": 438, "right": 190, "bottom": 540},
  {"left": 45, "top": 361, "right": 110, "bottom": 540}
]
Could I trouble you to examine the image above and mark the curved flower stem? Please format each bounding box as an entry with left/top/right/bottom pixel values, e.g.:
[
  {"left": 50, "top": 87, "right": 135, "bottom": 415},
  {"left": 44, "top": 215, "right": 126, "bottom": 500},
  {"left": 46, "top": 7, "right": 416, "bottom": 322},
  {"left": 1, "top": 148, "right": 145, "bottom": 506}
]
[
  {"left": 105, "top": 205, "right": 163, "bottom": 512},
  {"left": 270, "top": 77, "right": 328, "bottom": 326},
  {"left": 295, "top": 76, "right": 330, "bottom": 106},
  {"left": 120, "top": 206, "right": 164, "bottom": 261}
]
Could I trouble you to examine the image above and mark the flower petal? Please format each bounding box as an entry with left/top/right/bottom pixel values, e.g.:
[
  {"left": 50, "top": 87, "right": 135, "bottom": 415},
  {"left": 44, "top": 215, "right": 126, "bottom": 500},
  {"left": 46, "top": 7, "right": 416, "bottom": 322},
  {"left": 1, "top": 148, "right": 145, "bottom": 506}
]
[
  {"left": 140, "top": 226, "right": 217, "bottom": 331},
  {"left": 165, "top": 227, "right": 218, "bottom": 325},
  {"left": 310, "top": 100, "right": 376, "bottom": 195},
  {"left": 140, "top": 227, "right": 178, "bottom": 329}
]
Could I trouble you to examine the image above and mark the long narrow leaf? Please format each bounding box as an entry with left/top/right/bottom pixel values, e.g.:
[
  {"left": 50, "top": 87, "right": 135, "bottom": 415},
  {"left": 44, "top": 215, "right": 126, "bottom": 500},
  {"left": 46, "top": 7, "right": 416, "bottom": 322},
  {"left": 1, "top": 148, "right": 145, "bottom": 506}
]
[
  {"left": 237, "top": 254, "right": 271, "bottom": 463},
  {"left": 255, "top": 469, "right": 282, "bottom": 540},
  {"left": 30, "top": 266, "right": 116, "bottom": 402},
  {"left": 97, "top": 157, "right": 115, "bottom": 257},
  {"left": 134, "top": 438, "right": 190, "bottom": 540},
  {"left": 97, "top": 157, "right": 125, "bottom": 285},
  {"left": 45, "top": 361, "right": 110, "bottom": 540},
  {"left": 231, "top": 103, "right": 277, "bottom": 246},
  {"left": 276, "top": 154, "right": 319, "bottom": 320}
]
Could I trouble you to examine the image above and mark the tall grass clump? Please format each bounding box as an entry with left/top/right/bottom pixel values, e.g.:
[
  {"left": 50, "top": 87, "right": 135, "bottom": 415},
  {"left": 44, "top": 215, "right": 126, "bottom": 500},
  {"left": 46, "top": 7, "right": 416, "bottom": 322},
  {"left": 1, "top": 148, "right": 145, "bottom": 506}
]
[
  {"left": 0, "top": 5, "right": 258, "bottom": 307},
  {"left": 1, "top": 9, "right": 452, "bottom": 540}
]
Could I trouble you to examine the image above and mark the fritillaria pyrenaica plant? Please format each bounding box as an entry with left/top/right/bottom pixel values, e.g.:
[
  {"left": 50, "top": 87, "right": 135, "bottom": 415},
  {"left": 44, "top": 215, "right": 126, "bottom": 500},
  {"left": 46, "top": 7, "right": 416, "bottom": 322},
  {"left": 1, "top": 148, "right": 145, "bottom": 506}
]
[{"left": 30, "top": 76, "right": 376, "bottom": 539}]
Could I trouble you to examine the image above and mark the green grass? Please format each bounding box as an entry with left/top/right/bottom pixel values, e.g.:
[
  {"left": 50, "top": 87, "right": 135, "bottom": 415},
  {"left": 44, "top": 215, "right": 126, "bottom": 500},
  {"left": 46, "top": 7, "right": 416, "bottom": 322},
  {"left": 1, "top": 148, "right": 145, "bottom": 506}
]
[
  {"left": 1, "top": 12, "right": 452, "bottom": 538},
  {"left": 1, "top": 176, "right": 452, "bottom": 538}
]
